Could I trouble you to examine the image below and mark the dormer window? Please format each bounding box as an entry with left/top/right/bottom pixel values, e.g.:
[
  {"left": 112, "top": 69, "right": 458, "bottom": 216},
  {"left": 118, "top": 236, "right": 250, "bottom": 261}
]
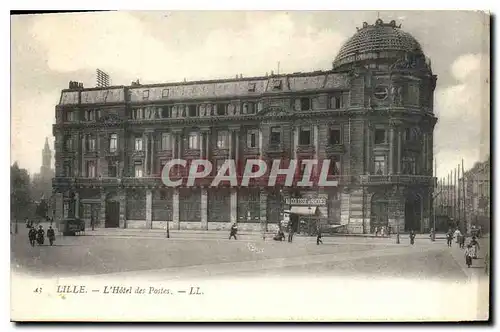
[
  {"left": 248, "top": 82, "right": 256, "bottom": 92},
  {"left": 272, "top": 79, "right": 282, "bottom": 90},
  {"left": 143, "top": 90, "right": 150, "bottom": 100},
  {"left": 162, "top": 89, "right": 169, "bottom": 98}
]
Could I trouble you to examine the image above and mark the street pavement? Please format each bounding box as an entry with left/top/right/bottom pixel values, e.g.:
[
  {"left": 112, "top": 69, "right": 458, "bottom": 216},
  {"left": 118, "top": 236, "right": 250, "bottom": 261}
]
[{"left": 11, "top": 223, "right": 489, "bottom": 283}]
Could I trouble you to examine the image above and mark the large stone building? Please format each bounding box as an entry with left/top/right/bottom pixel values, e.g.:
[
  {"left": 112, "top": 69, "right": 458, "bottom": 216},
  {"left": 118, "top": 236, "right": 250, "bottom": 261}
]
[{"left": 52, "top": 19, "right": 437, "bottom": 234}]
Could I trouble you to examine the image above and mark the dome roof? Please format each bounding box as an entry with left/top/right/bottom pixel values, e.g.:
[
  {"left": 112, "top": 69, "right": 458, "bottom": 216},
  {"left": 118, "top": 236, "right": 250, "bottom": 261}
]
[{"left": 333, "top": 19, "right": 424, "bottom": 68}]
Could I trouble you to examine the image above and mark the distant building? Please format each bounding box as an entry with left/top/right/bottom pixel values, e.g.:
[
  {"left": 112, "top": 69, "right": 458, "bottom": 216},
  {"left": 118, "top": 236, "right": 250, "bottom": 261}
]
[
  {"left": 32, "top": 137, "right": 55, "bottom": 217},
  {"left": 52, "top": 19, "right": 437, "bottom": 233},
  {"left": 461, "top": 156, "right": 491, "bottom": 232}
]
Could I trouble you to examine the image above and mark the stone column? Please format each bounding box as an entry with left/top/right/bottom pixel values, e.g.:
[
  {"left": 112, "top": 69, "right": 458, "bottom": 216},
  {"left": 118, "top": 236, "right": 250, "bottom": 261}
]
[
  {"left": 75, "top": 192, "right": 80, "bottom": 218},
  {"left": 150, "top": 133, "right": 155, "bottom": 176},
  {"left": 205, "top": 131, "right": 210, "bottom": 160},
  {"left": 259, "top": 128, "right": 263, "bottom": 159},
  {"left": 99, "top": 189, "right": 106, "bottom": 228},
  {"left": 230, "top": 188, "right": 237, "bottom": 224},
  {"left": 397, "top": 128, "right": 402, "bottom": 174},
  {"left": 201, "top": 188, "right": 208, "bottom": 230},
  {"left": 200, "top": 132, "right": 205, "bottom": 159},
  {"left": 293, "top": 126, "right": 298, "bottom": 160},
  {"left": 260, "top": 190, "right": 268, "bottom": 232},
  {"left": 81, "top": 134, "right": 85, "bottom": 176},
  {"left": 144, "top": 133, "right": 149, "bottom": 176},
  {"left": 235, "top": 132, "right": 240, "bottom": 170},
  {"left": 365, "top": 123, "right": 371, "bottom": 174},
  {"left": 228, "top": 130, "right": 233, "bottom": 159},
  {"left": 146, "top": 189, "right": 152, "bottom": 229},
  {"left": 119, "top": 188, "right": 126, "bottom": 228},
  {"left": 173, "top": 188, "right": 180, "bottom": 228},
  {"left": 54, "top": 192, "right": 63, "bottom": 230},
  {"left": 313, "top": 124, "right": 319, "bottom": 178},
  {"left": 389, "top": 126, "right": 394, "bottom": 174},
  {"left": 172, "top": 133, "right": 177, "bottom": 158}
]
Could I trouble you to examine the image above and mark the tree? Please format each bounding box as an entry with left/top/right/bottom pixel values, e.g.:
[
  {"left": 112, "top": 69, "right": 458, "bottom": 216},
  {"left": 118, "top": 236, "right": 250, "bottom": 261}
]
[{"left": 11, "top": 162, "right": 34, "bottom": 221}]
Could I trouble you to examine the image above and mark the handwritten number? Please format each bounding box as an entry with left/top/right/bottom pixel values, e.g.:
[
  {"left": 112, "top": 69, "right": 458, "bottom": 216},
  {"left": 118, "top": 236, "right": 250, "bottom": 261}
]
[{"left": 34, "top": 287, "right": 42, "bottom": 293}]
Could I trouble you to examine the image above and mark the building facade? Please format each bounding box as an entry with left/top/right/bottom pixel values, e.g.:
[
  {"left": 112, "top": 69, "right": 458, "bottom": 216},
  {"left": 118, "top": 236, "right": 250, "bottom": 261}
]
[
  {"left": 462, "top": 156, "right": 491, "bottom": 233},
  {"left": 52, "top": 19, "right": 437, "bottom": 234}
]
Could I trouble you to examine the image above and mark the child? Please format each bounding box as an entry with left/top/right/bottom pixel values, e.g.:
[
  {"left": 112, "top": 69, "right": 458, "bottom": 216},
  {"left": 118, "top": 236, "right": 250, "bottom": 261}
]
[
  {"left": 470, "top": 236, "right": 480, "bottom": 259},
  {"left": 464, "top": 244, "right": 473, "bottom": 268}
]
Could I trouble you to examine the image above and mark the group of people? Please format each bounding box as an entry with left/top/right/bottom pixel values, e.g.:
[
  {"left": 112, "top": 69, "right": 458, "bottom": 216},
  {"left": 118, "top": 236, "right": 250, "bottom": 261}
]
[
  {"left": 28, "top": 224, "right": 56, "bottom": 247},
  {"left": 445, "top": 228, "right": 481, "bottom": 268},
  {"left": 374, "top": 226, "right": 391, "bottom": 237}
]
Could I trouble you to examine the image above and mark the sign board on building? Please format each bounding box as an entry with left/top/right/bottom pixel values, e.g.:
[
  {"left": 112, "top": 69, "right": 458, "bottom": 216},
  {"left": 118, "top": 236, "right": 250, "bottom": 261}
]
[{"left": 285, "top": 198, "right": 327, "bottom": 206}]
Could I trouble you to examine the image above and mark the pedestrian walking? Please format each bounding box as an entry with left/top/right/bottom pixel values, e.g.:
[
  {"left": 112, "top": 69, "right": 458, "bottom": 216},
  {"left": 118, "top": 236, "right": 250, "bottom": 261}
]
[
  {"left": 446, "top": 231, "right": 453, "bottom": 247},
  {"left": 288, "top": 224, "right": 294, "bottom": 243},
  {"left": 429, "top": 228, "right": 436, "bottom": 242},
  {"left": 459, "top": 233, "right": 466, "bottom": 249},
  {"left": 316, "top": 225, "right": 323, "bottom": 245},
  {"left": 464, "top": 244, "right": 473, "bottom": 268},
  {"left": 47, "top": 226, "right": 55, "bottom": 246},
  {"left": 90, "top": 215, "right": 95, "bottom": 231},
  {"left": 229, "top": 223, "right": 238, "bottom": 240},
  {"left": 470, "top": 236, "right": 480, "bottom": 259},
  {"left": 28, "top": 226, "right": 37, "bottom": 247},
  {"left": 409, "top": 230, "right": 416, "bottom": 245},
  {"left": 453, "top": 228, "right": 461, "bottom": 243}
]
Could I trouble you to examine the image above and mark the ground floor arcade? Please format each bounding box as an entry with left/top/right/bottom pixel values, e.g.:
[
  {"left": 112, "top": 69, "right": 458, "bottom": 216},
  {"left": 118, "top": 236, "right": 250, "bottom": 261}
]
[{"left": 53, "top": 184, "right": 432, "bottom": 234}]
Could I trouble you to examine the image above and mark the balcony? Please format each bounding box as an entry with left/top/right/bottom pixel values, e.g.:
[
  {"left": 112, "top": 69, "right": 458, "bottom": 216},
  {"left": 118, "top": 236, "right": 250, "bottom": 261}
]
[
  {"left": 265, "top": 143, "right": 286, "bottom": 156},
  {"left": 296, "top": 145, "right": 315, "bottom": 155},
  {"left": 359, "top": 174, "right": 435, "bottom": 186},
  {"left": 325, "top": 144, "right": 346, "bottom": 155},
  {"left": 156, "top": 149, "right": 173, "bottom": 158},
  {"left": 183, "top": 148, "right": 201, "bottom": 158},
  {"left": 212, "top": 148, "right": 230, "bottom": 157},
  {"left": 84, "top": 150, "right": 99, "bottom": 158},
  {"left": 243, "top": 147, "right": 260, "bottom": 156}
]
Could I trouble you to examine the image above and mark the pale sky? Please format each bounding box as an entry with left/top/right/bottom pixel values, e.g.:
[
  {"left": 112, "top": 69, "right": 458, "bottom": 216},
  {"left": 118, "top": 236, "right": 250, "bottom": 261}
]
[{"left": 10, "top": 11, "right": 490, "bottom": 179}]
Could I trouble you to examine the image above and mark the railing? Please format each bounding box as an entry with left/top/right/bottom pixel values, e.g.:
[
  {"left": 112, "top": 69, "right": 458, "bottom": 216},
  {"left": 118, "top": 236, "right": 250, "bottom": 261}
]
[
  {"left": 296, "top": 145, "right": 315, "bottom": 155},
  {"left": 266, "top": 143, "right": 285, "bottom": 154},
  {"left": 359, "top": 174, "right": 435, "bottom": 185}
]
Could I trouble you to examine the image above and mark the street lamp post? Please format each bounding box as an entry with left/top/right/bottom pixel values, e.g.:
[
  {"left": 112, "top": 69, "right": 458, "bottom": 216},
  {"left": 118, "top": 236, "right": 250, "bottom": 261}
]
[{"left": 166, "top": 220, "right": 170, "bottom": 238}]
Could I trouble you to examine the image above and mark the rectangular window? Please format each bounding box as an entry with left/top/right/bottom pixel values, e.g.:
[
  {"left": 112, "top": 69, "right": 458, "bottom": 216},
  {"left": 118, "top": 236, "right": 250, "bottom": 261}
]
[
  {"left": 402, "top": 157, "right": 416, "bottom": 175},
  {"left": 374, "top": 156, "right": 386, "bottom": 175},
  {"left": 243, "top": 102, "right": 256, "bottom": 114},
  {"left": 64, "top": 136, "right": 73, "bottom": 152},
  {"left": 300, "top": 98, "right": 311, "bottom": 111},
  {"left": 85, "top": 110, "right": 96, "bottom": 121},
  {"left": 248, "top": 82, "right": 256, "bottom": 92},
  {"left": 63, "top": 161, "right": 72, "bottom": 177},
  {"left": 132, "top": 108, "right": 143, "bottom": 120},
  {"left": 247, "top": 129, "right": 258, "bottom": 148},
  {"left": 216, "top": 104, "right": 227, "bottom": 116},
  {"left": 188, "top": 105, "right": 198, "bottom": 117},
  {"left": 330, "top": 94, "right": 346, "bottom": 109},
  {"left": 143, "top": 90, "right": 149, "bottom": 100},
  {"left": 374, "top": 129, "right": 387, "bottom": 144},
  {"left": 270, "top": 127, "right": 281, "bottom": 145},
  {"left": 161, "top": 133, "right": 171, "bottom": 151},
  {"left": 328, "top": 156, "right": 341, "bottom": 175},
  {"left": 108, "top": 162, "right": 117, "bottom": 177},
  {"left": 86, "top": 135, "right": 96, "bottom": 152},
  {"left": 329, "top": 128, "right": 341, "bottom": 145},
  {"left": 217, "top": 131, "right": 229, "bottom": 149},
  {"left": 134, "top": 137, "right": 143, "bottom": 151},
  {"left": 160, "top": 106, "right": 171, "bottom": 118},
  {"left": 64, "top": 111, "right": 75, "bottom": 122},
  {"left": 162, "top": 89, "right": 169, "bottom": 98},
  {"left": 188, "top": 132, "right": 199, "bottom": 149},
  {"left": 272, "top": 79, "right": 282, "bottom": 90},
  {"left": 86, "top": 161, "right": 96, "bottom": 178},
  {"left": 404, "top": 128, "right": 411, "bottom": 141},
  {"left": 299, "top": 127, "right": 311, "bottom": 145},
  {"left": 408, "top": 85, "right": 420, "bottom": 105},
  {"left": 134, "top": 162, "right": 144, "bottom": 178},
  {"left": 109, "top": 134, "right": 118, "bottom": 152}
]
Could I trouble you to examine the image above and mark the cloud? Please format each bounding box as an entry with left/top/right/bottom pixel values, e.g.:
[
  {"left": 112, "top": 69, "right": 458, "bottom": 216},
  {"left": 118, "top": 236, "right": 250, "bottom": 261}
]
[
  {"left": 434, "top": 53, "right": 490, "bottom": 178},
  {"left": 31, "top": 12, "right": 346, "bottom": 83}
]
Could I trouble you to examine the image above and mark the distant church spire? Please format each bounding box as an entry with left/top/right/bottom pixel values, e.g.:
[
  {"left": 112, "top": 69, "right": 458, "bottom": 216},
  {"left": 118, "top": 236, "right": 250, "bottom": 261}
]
[{"left": 42, "top": 137, "right": 52, "bottom": 172}]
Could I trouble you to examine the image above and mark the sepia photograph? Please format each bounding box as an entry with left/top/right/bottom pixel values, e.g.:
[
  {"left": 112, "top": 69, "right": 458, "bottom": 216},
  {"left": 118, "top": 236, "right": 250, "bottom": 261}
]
[{"left": 9, "top": 9, "right": 491, "bottom": 322}]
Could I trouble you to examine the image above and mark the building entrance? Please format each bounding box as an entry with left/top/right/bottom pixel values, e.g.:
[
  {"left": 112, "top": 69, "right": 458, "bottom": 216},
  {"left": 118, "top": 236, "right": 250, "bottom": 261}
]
[
  {"left": 370, "top": 193, "right": 389, "bottom": 233},
  {"left": 105, "top": 201, "right": 120, "bottom": 228},
  {"left": 404, "top": 194, "right": 422, "bottom": 232}
]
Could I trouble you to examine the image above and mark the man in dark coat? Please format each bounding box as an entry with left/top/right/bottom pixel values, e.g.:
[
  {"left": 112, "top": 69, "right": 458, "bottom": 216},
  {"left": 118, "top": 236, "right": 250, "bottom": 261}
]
[
  {"left": 28, "top": 227, "right": 37, "bottom": 247},
  {"left": 47, "top": 226, "right": 56, "bottom": 246},
  {"left": 229, "top": 223, "right": 238, "bottom": 240},
  {"left": 316, "top": 225, "right": 323, "bottom": 245}
]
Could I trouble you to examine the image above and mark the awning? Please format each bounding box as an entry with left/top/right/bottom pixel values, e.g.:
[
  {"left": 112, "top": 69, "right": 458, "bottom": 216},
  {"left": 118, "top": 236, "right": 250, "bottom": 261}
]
[{"left": 290, "top": 206, "right": 318, "bottom": 216}]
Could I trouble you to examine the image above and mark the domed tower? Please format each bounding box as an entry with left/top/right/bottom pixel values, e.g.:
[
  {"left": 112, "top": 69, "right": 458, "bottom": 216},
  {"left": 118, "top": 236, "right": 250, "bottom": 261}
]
[{"left": 333, "top": 19, "right": 437, "bottom": 234}]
